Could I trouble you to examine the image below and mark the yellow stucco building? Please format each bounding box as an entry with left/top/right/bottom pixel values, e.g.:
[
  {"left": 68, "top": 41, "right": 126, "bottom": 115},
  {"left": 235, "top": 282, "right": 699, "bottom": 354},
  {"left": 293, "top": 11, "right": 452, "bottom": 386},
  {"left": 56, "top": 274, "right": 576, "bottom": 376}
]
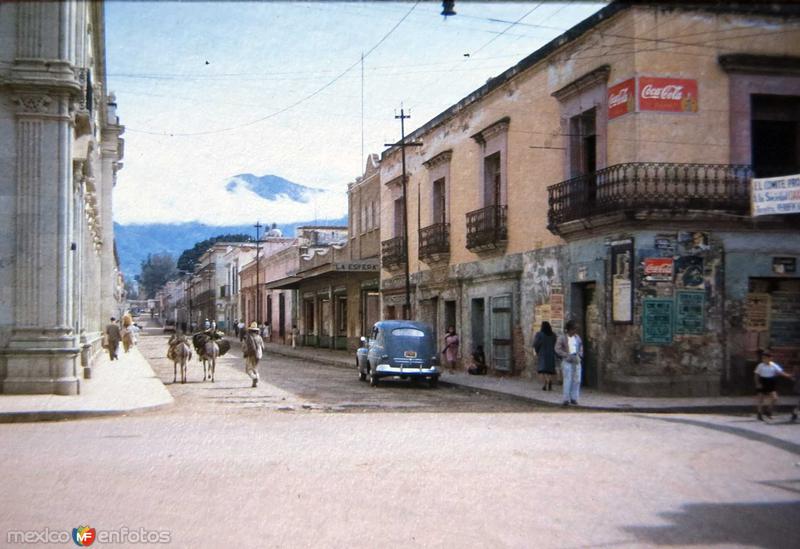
[{"left": 379, "top": 2, "right": 800, "bottom": 395}]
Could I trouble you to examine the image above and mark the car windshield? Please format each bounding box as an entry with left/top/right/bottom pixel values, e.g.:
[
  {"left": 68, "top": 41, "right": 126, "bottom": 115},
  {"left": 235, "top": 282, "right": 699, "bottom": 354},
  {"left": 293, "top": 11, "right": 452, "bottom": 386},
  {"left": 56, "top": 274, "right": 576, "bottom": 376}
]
[{"left": 392, "top": 328, "right": 425, "bottom": 337}]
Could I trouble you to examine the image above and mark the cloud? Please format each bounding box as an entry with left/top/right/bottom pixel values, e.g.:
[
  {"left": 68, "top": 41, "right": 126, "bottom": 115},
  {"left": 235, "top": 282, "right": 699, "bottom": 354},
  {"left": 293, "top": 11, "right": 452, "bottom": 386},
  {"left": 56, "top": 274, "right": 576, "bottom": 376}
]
[{"left": 113, "top": 172, "right": 347, "bottom": 226}]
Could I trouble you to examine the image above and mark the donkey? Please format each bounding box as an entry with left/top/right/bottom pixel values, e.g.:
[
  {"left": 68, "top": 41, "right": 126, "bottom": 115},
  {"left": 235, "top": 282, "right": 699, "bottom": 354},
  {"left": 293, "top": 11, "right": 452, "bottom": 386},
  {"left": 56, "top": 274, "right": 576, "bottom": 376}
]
[
  {"left": 172, "top": 340, "right": 192, "bottom": 384},
  {"left": 202, "top": 339, "right": 220, "bottom": 382}
]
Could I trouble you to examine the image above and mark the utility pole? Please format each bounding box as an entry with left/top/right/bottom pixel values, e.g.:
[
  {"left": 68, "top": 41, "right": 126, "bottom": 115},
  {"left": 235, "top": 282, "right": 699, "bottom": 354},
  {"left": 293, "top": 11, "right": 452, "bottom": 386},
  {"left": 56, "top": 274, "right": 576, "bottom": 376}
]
[
  {"left": 254, "top": 221, "right": 262, "bottom": 323},
  {"left": 386, "top": 107, "right": 422, "bottom": 319}
]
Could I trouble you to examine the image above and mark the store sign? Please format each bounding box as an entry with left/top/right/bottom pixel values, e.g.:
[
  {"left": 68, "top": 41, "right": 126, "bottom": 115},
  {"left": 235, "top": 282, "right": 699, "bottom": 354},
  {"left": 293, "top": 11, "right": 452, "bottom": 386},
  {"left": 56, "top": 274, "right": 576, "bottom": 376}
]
[
  {"left": 752, "top": 173, "right": 800, "bottom": 216},
  {"left": 638, "top": 77, "right": 698, "bottom": 113},
  {"left": 608, "top": 78, "right": 636, "bottom": 119},
  {"left": 644, "top": 258, "right": 674, "bottom": 281},
  {"left": 334, "top": 261, "right": 379, "bottom": 272}
]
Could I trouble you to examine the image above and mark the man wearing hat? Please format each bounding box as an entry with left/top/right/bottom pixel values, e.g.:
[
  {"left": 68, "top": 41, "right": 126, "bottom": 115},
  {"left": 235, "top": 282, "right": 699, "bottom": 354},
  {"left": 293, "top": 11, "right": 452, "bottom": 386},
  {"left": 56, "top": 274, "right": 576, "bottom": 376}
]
[
  {"left": 754, "top": 350, "right": 793, "bottom": 421},
  {"left": 242, "top": 321, "right": 265, "bottom": 388}
]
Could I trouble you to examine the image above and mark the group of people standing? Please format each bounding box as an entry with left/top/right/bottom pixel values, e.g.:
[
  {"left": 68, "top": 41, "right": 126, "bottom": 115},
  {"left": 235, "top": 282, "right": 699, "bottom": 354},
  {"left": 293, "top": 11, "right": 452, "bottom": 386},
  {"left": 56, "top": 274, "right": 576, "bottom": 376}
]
[{"left": 533, "top": 320, "right": 583, "bottom": 407}]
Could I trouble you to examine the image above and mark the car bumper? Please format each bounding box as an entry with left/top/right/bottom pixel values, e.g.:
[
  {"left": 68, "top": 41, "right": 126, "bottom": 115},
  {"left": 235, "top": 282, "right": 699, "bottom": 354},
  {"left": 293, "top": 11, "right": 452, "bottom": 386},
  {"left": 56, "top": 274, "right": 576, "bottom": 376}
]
[{"left": 375, "top": 364, "right": 440, "bottom": 376}]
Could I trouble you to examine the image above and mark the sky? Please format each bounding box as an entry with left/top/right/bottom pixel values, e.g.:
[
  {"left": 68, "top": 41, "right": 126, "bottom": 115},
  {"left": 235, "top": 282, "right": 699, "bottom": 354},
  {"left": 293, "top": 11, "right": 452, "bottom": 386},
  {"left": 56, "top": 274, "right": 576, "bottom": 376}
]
[{"left": 106, "top": 1, "right": 606, "bottom": 226}]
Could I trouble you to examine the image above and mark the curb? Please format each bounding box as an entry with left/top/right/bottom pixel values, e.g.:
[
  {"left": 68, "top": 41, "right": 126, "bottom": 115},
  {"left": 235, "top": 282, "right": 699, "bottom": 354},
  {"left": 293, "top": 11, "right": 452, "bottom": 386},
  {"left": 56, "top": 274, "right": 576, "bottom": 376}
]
[
  {"left": 0, "top": 400, "right": 173, "bottom": 424},
  {"left": 265, "top": 346, "right": 765, "bottom": 415}
]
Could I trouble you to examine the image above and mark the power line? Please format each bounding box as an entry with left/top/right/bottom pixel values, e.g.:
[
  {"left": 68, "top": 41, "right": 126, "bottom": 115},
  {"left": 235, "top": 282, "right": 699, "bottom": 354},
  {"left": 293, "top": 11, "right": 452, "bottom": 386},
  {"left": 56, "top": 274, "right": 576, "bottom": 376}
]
[{"left": 126, "top": 1, "right": 421, "bottom": 137}]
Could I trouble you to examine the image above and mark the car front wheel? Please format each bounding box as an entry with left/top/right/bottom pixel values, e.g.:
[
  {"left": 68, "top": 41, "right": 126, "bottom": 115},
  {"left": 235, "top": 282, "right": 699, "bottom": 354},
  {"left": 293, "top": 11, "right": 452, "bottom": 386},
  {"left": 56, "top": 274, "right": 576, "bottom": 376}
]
[
  {"left": 369, "top": 366, "right": 379, "bottom": 387},
  {"left": 429, "top": 375, "right": 439, "bottom": 389}
]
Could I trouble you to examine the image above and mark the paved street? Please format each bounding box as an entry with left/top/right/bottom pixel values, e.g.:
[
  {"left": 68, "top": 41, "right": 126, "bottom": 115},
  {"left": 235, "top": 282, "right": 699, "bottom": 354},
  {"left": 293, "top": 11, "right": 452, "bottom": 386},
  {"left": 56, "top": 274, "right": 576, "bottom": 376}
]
[
  {"left": 1, "top": 326, "right": 799, "bottom": 548},
  {"left": 140, "top": 326, "right": 539, "bottom": 415}
]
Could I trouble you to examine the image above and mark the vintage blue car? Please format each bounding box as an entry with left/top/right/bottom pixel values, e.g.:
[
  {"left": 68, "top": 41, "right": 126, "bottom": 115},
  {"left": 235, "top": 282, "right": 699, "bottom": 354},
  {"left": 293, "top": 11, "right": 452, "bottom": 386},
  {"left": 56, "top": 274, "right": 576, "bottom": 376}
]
[{"left": 356, "top": 320, "right": 440, "bottom": 388}]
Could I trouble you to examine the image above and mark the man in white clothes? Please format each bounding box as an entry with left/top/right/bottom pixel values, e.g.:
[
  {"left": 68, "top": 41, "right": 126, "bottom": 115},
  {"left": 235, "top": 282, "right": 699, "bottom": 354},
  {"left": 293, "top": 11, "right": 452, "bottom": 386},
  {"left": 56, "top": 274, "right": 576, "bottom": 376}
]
[
  {"left": 754, "top": 350, "right": 793, "bottom": 421},
  {"left": 555, "top": 320, "right": 583, "bottom": 407},
  {"left": 243, "top": 322, "right": 265, "bottom": 388}
]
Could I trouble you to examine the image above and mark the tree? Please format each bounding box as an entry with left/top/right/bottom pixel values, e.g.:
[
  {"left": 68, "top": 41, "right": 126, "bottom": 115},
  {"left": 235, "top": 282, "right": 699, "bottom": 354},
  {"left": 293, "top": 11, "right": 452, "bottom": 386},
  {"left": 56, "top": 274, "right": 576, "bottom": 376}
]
[
  {"left": 138, "top": 253, "right": 177, "bottom": 299},
  {"left": 124, "top": 278, "right": 139, "bottom": 301},
  {"left": 176, "top": 233, "right": 252, "bottom": 273}
]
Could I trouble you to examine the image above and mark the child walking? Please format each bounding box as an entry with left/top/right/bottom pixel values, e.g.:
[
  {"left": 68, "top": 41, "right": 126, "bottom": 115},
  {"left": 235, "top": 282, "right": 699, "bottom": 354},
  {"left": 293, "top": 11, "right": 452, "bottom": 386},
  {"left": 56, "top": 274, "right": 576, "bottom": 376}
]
[{"left": 754, "top": 350, "right": 793, "bottom": 421}]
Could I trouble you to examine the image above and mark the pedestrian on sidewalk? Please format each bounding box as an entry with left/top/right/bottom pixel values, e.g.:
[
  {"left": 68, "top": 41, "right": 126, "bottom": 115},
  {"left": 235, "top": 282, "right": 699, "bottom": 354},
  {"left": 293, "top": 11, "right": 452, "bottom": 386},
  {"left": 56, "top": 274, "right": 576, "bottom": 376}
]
[
  {"left": 291, "top": 325, "right": 299, "bottom": 348},
  {"left": 243, "top": 321, "right": 265, "bottom": 388},
  {"left": 754, "top": 350, "right": 793, "bottom": 421},
  {"left": 442, "top": 326, "right": 460, "bottom": 374},
  {"left": 555, "top": 320, "right": 583, "bottom": 406},
  {"left": 105, "top": 317, "right": 121, "bottom": 361},
  {"left": 468, "top": 345, "right": 487, "bottom": 375},
  {"left": 533, "top": 321, "right": 557, "bottom": 391},
  {"left": 238, "top": 320, "right": 246, "bottom": 342}
]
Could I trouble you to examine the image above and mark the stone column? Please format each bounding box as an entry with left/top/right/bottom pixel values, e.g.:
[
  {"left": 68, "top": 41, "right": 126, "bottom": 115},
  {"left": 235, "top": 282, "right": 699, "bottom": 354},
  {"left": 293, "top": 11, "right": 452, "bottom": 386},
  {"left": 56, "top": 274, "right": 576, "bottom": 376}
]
[{"left": 2, "top": 3, "right": 83, "bottom": 394}]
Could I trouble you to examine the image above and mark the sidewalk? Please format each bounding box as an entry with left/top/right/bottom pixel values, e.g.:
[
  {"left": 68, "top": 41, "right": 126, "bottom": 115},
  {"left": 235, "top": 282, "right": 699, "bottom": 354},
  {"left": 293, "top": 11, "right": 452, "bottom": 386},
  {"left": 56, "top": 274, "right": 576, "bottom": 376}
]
[
  {"left": 263, "top": 342, "right": 763, "bottom": 414},
  {"left": 0, "top": 346, "right": 173, "bottom": 423}
]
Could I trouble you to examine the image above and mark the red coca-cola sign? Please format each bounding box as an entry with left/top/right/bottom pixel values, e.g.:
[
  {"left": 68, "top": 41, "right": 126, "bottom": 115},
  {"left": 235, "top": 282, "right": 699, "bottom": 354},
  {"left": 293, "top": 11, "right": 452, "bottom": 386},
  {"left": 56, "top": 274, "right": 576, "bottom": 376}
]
[
  {"left": 608, "top": 78, "right": 636, "bottom": 119},
  {"left": 639, "top": 77, "right": 698, "bottom": 113}
]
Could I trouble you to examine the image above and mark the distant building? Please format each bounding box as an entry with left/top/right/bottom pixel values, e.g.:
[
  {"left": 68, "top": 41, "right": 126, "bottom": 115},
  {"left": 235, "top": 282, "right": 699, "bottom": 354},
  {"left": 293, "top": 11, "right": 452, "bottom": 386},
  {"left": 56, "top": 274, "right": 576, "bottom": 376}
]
[{"left": 0, "top": 3, "right": 124, "bottom": 394}]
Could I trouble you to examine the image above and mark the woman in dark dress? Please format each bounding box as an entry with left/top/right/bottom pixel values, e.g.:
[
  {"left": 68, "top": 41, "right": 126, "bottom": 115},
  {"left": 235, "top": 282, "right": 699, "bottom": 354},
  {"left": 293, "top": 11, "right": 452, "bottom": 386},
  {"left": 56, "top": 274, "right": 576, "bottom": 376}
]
[{"left": 533, "top": 321, "right": 557, "bottom": 391}]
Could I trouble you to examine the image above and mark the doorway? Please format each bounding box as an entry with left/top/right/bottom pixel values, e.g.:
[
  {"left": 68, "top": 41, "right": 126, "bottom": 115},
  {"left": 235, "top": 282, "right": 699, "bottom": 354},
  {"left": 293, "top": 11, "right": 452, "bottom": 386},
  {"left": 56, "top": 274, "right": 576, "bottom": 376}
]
[
  {"left": 571, "top": 282, "right": 599, "bottom": 388},
  {"left": 471, "top": 298, "right": 485, "bottom": 357}
]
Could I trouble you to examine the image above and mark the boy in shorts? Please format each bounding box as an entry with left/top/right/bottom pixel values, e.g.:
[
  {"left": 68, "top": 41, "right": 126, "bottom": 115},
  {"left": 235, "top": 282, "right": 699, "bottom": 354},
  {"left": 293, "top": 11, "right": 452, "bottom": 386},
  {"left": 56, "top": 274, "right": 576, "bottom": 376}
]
[{"left": 754, "top": 350, "right": 793, "bottom": 421}]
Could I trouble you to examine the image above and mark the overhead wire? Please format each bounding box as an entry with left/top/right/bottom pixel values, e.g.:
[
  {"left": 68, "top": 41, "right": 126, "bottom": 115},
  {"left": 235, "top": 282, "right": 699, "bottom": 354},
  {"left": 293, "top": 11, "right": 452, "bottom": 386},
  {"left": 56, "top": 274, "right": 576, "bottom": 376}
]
[{"left": 126, "top": 1, "right": 421, "bottom": 137}]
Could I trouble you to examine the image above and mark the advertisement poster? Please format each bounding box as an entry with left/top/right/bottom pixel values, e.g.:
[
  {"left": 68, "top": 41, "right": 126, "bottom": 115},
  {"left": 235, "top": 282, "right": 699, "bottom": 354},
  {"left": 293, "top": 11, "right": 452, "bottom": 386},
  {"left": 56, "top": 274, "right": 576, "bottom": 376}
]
[
  {"left": 611, "top": 240, "right": 633, "bottom": 322},
  {"left": 639, "top": 77, "right": 698, "bottom": 113},
  {"left": 675, "top": 256, "right": 704, "bottom": 289},
  {"left": 675, "top": 291, "right": 705, "bottom": 335},
  {"left": 744, "top": 293, "right": 770, "bottom": 332},
  {"left": 642, "top": 298, "right": 674, "bottom": 344},
  {"left": 608, "top": 78, "right": 636, "bottom": 119},
  {"left": 751, "top": 173, "right": 800, "bottom": 217},
  {"left": 644, "top": 258, "right": 674, "bottom": 282}
]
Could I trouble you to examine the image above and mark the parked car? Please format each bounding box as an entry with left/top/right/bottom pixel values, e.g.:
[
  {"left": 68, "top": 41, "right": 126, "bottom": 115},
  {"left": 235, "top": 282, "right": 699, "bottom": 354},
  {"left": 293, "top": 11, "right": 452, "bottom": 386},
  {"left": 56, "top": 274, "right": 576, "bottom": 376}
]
[
  {"left": 356, "top": 320, "right": 440, "bottom": 388},
  {"left": 163, "top": 319, "right": 176, "bottom": 333}
]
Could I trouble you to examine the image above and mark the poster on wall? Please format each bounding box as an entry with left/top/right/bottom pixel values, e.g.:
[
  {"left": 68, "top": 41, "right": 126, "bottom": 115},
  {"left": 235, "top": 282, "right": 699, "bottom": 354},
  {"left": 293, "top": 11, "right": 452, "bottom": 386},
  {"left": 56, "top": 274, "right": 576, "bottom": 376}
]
[
  {"left": 611, "top": 239, "right": 634, "bottom": 323},
  {"left": 549, "top": 291, "right": 565, "bottom": 333},
  {"left": 744, "top": 293, "right": 770, "bottom": 332},
  {"left": 675, "top": 256, "right": 704, "bottom": 289},
  {"left": 675, "top": 291, "right": 705, "bottom": 335},
  {"left": 644, "top": 258, "right": 674, "bottom": 282},
  {"left": 638, "top": 76, "right": 698, "bottom": 113},
  {"left": 608, "top": 78, "right": 636, "bottom": 119},
  {"left": 751, "top": 174, "right": 800, "bottom": 217},
  {"left": 642, "top": 298, "right": 674, "bottom": 344}
]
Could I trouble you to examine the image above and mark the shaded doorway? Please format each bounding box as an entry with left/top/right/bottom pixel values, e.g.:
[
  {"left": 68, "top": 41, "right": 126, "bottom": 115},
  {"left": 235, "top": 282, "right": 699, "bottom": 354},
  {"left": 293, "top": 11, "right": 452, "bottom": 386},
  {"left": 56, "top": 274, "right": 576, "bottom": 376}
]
[{"left": 571, "top": 282, "right": 599, "bottom": 388}]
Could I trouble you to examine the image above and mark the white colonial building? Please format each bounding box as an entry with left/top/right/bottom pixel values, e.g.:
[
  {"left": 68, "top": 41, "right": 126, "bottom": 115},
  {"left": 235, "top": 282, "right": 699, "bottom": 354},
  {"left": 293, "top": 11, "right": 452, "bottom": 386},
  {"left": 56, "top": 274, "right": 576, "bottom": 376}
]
[{"left": 0, "top": 2, "right": 124, "bottom": 394}]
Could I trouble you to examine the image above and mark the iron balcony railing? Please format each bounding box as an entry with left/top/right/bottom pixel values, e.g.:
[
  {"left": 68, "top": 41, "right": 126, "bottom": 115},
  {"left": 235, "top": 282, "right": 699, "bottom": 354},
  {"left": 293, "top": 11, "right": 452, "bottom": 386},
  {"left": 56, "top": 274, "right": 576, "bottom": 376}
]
[
  {"left": 466, "top": 204, "right": 508, "bottom": 250},
  {"left": 547, "top": 162, "right": 753, "bottom": 229},
  {"left": 419, "top": 222, "right": 450, "bottom": 259},
  {"left": 381, "top": 236, "right": 406, "bottom": 268}
]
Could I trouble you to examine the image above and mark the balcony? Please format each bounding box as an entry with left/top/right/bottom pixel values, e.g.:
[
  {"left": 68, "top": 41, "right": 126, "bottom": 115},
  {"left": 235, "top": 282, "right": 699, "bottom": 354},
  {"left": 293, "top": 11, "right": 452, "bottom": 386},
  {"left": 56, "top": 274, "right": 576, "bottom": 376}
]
[
  {"left": 547, "top": 162, "right": 752, "bottom": 234},
  {"left": 419, "top": 223, "right": 450, "bottom": 263},
  {"left": 381, "top": 236, "right": 406, "bottom": 269},
  {"left": 466, "top": 204, "right": 508, "bottom": 251}
]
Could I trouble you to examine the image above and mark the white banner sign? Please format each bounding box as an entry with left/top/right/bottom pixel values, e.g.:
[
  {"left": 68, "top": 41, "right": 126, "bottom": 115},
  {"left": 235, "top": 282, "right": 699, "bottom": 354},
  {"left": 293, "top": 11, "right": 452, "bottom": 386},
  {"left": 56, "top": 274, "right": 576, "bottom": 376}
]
[{"left": 752, "top": 173, "right": 800, "bottom": 216}]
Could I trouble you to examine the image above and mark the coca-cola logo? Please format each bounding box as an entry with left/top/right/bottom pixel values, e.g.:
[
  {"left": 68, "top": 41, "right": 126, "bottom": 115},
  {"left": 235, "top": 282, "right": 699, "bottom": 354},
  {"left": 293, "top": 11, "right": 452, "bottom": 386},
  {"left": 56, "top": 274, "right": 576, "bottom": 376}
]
[
  {"left": 609, "top": 88, "right": 629, "bottom": 107},
  {"left": 641, "top": 84, "right": 684, "bottom": 100},
  {"left": 646, "top": 264, "right": 673, "bottom": 274}
]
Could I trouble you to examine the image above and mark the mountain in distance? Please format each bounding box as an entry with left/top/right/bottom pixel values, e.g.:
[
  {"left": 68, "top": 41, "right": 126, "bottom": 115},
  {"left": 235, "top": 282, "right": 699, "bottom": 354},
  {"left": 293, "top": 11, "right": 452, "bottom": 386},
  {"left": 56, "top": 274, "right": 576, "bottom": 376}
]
[
  {"left": 115, "top": 217, "right": 348, "bottom": 279},
  {"left": 115, "top": 172, "right": 348, "bottom": 278},
  {"left": 225, "top": 173, "right": 326, "bottom": 203}
]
